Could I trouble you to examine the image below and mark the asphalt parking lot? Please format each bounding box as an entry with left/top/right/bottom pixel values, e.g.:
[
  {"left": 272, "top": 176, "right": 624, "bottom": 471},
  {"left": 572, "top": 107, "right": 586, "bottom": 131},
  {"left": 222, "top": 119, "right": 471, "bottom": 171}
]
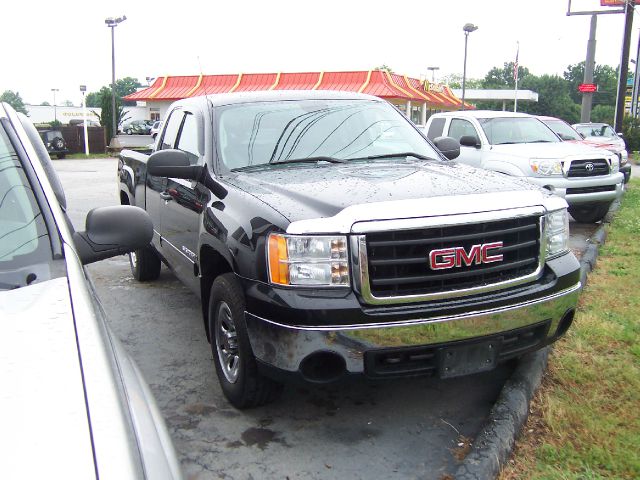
[{"left": 54, "top": 158, "right": 602, "bottom": 480}]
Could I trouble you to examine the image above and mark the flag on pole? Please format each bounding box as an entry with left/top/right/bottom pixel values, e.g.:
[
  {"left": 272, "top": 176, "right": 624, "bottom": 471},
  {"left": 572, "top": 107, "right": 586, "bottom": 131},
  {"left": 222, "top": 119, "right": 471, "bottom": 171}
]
[{"left": 513, "top": 42, "right": 519, "bottom": 82}]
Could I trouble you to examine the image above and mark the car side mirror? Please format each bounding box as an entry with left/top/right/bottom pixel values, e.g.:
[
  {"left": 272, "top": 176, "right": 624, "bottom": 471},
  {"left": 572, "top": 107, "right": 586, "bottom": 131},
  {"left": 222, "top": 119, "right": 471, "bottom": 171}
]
[
  {"left": 617, "top": 132, "right": 624, "bottom": 139},
  {"left": 147, "top": 149, "right": 229, "bottom": 199},
  {"left": 433, "top": 136, "right": 461, "bottom": 160},
  {"left": 459, "top": 135, "right": 481, "bottom": 148},
  {"left": 148, "top": 149, "right": 201, "bottom": 180},
  {"left": 72, "top": 206, "right": 153, "bottom": 265}
]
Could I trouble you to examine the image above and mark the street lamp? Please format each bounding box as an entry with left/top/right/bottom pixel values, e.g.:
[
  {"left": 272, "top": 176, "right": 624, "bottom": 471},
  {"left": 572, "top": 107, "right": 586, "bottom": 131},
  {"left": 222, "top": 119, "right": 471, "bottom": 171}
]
[
  {"left": 51, "top": 88, "right": 59, "bottom": 123},
  {"left": 105, "top": 15, "right": 127, "bottom": 142},
  {"left": 461, "top": 23, "right": 478, "bottom": 111},
  {"left": 427, "top": 66, "right": 440, "bottom": 84}
]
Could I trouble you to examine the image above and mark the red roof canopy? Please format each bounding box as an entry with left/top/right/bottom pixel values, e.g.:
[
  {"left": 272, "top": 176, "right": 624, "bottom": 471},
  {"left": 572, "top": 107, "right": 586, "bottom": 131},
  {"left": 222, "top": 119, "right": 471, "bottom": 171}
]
[{"left": 125, "top": 70, "right": 471, "bottom": 109}]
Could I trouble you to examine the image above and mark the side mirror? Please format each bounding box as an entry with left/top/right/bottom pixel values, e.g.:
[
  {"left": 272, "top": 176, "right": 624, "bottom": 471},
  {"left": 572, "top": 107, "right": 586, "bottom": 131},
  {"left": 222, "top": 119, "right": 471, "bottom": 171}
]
[
  {"left": 73, "top": 206, "right": 153, "bottom": 265},
  {"left": 148, "top": 149, "right": 201, "bottom": 180},
  {"left": 617, "top": 132, "right": 624, "bottom": 139},
  {"left": 459, "top": 135, "right": 481, "bottom": 148},
  {"left": 433, "top": 136, "right": 461, "bottom": 160}
]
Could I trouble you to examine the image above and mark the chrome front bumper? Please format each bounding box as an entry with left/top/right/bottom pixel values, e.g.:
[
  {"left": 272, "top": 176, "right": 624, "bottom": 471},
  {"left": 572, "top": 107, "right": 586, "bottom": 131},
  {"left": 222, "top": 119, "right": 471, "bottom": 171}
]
[
  {"left": 245, "top": 282, "right": 581, "bottom": 375},
  {"left": 527, "top": 173, "right": 624, "bottom": 205}
]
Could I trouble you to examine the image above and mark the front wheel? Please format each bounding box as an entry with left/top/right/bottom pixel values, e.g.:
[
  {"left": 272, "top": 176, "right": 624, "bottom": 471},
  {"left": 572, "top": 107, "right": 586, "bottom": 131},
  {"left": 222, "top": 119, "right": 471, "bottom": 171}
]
[
  {"left": 129, "top": 246, "right": 161, "bottom": 281},
  {"left": 208, "top": 273, "right": 282, "bottom": 409},
  {"left": 568, "top": 202, "right": 612, "bottom": 224}
]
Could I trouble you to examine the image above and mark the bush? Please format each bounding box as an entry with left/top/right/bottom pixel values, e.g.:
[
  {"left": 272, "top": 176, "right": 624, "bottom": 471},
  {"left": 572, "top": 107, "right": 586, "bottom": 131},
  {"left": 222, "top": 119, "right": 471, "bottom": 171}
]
[{"left": 622, "top": 116, "right": 640, "bottom": 152}]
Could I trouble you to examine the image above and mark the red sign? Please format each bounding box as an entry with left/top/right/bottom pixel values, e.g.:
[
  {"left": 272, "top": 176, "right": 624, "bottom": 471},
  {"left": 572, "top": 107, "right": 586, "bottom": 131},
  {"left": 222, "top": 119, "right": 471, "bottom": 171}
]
[
  {"left": 600, "top": 0, "right": 625, "bottom": 6},
  {"left": 578, "top": 83, "right": 598, "bottom": 93}
]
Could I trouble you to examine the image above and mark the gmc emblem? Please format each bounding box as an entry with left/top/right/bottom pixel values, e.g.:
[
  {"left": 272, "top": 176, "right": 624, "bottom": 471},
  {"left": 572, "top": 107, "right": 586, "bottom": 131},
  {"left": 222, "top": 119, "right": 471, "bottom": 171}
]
[{"left": 429, "top": 242, "right": 504, "bottom": 270}]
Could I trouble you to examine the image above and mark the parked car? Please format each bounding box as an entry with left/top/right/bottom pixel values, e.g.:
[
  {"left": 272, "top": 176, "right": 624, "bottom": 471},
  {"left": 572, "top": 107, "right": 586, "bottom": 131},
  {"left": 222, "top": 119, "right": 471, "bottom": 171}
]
[
  {"left": 0, "top": 102, "right": 183, "bottom": 479},
  {"left": 38, "top": 129, "right": 68, "bottom": 159},
  {"left": 123, "top": 119, "right": 153, "bottom": 135},
  {"left": 571, "top": 121, "right": 629, "bottom": 182},
  {"left": 424, "top": 110, "right": 624, "bottom": 223},
  {"left": 119, "top": 91, "right": 581, "bottom": 409},
  {"left": 151, "top": 120, "right": 163, "bottom": 139}
]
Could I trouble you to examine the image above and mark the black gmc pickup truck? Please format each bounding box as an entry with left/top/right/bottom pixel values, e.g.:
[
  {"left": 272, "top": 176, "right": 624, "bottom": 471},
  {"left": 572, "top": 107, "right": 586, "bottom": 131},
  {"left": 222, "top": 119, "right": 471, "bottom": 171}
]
[{"left": 118, "top": 91, "right": 582, "bottom": 409}]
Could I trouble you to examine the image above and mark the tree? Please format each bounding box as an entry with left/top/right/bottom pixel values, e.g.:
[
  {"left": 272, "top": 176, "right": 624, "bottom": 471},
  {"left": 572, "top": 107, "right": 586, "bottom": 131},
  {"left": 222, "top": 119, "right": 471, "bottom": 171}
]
[
  {"left": 85, "top": 77, "right": 142, "bottom": 109},
  {"left": 0, "top": 90, "right": 28, "bottom": 114},
  {"left": 440, "top": 73, "right": 482, "bottom": 89},
  {"left": 483, "top": 62, "right": 531, "bottom": 89},
  {"left": 92, "top": 86, "right": 130, "bottom": 142},
  {"left": 516, "top": 74, "right": 580, "bottom": 123},
  {"left": 563, "top": 62, "right": 618, "bottom": 107},
  {"left": 375, "top": 65, "right": 394, "bottom": 73},
  {"left": 62, "top": 100, "right": 74, "bottom": 107},
  {"left": 40, "top": 101, "right": 51, "bottom": 106},
  {"left": 590, "top": 104, "right": 615, "bottom": 124}
]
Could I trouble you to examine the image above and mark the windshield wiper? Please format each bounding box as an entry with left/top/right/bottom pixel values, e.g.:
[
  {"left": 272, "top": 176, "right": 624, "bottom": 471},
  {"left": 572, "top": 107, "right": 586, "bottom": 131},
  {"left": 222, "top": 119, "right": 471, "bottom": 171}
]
[
  {"left": 354, "top": 152, "right": 436, "bottom": 161},
  {"left": 269, "top": 156, "right": 347, "bottom": 165},
  {"left": 527, "top": 140, "right": 554, "bottom": 143},
  {"left": 493, "top": 141, "right": 522, "bottom": 145}
]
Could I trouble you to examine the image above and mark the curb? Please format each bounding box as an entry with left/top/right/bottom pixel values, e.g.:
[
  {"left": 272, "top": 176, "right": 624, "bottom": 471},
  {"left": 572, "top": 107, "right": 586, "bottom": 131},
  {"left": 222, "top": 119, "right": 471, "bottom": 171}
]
[{"left": 454, "top": 212, "right": 613, "bottom": 480}]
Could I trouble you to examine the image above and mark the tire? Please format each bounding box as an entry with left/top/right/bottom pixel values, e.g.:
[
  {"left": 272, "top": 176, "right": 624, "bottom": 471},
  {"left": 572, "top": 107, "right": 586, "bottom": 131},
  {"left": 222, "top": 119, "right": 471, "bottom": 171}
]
[
  {"left": 56, "top": 153, "right": 66, "bottom": 159},
  {"left": 568, "top": 202, "right": 612, "bottom": 224},
  {"left": 126, "top": 129, "right": 132, "bottom": 135},
  {"left": 53, "top": 138, "right": 65, "bottom": 150},
  {"left": 208, "top": 273, "right": 282, "bottom": 409},
  {"left": 129, "top": 246, "right": 161, "bottom": 281}
]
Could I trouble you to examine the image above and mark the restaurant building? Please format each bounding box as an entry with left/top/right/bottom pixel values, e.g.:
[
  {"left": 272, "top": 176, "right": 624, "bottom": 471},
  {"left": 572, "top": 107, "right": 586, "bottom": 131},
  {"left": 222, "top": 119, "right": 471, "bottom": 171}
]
[{"left": 125, "top": 70, "right": 470, "bottom": 125}]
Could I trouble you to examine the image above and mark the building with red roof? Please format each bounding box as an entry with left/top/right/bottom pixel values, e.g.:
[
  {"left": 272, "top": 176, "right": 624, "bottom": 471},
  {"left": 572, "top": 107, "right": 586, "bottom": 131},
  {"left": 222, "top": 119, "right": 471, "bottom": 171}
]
[{"left": 125, "top": 70, "right": 471, "bottom": 124}]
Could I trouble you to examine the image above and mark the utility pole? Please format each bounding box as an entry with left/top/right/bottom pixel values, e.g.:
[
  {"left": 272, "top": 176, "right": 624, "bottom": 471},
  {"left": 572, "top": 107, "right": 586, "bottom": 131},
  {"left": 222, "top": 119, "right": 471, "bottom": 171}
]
[
  {"left": 581, "top": 15, "right": 597, "bottom": 122},
  {"left": 613, "top": 0, "right": 635, "bottom": 132}
]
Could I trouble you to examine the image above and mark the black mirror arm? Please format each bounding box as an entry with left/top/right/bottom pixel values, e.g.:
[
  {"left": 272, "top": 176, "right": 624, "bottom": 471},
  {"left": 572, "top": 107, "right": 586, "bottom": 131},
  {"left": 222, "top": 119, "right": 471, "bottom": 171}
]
[{"left": 200, "top": 166, "right": 228, "bottom": 199}]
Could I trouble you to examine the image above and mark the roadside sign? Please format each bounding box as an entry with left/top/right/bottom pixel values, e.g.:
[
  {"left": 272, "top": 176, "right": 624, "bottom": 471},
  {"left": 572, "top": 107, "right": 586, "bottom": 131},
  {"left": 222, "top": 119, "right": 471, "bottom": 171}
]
[
  {"left": 578, "top": 83, "right": 598, "bottom": 93},
  {"left": 600, "top": 0, "right": 625, "bottom": 6}
]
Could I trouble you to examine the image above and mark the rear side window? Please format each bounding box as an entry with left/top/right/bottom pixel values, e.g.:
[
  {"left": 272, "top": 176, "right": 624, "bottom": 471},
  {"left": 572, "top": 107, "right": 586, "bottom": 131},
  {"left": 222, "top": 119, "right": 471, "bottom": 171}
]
[
  {"left": 160, "top": 110, "right": 184, "bottom": 150},
  {"left": 426, "top": 117, "right": 446, "bottom": 140},
  {"left": 448, "top": 119, "right": 478, "bottom": 142},
  {"left": 175, "top": 113, "right": 200, "bottom": 165}
]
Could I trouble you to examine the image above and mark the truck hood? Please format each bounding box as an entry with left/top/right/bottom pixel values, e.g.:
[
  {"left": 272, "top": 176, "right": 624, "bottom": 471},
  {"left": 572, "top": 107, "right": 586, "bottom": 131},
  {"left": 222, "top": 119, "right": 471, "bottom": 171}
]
[
  {"left": 226, "top": 160, "right": 545, "bottom": 223},
  {"left": 490, "top": 141, "right": 611, "bottom": 159},
  {"left": 0, "top": 277, "right": 96, "bottom": 479}
]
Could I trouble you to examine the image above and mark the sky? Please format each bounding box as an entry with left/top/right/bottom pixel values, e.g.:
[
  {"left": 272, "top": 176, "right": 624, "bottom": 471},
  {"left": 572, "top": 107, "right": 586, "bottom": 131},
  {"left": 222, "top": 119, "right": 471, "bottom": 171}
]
[{"left": 3, "top": 0, "right": 636, "bottom": 106}]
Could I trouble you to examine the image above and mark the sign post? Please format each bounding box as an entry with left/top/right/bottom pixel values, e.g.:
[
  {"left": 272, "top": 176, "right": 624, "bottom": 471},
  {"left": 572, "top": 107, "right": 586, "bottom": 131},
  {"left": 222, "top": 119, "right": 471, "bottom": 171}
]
[{"left": 80, "top": 85, "right": 90, "bottom": 156}]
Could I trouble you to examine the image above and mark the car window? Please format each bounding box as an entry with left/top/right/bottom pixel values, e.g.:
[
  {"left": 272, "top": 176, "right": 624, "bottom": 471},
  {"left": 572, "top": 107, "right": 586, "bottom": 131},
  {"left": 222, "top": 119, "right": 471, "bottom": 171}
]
[
  {"left": 543, "top": 119, "right": 581, "bottom": 141},
  {"left": 448, "top": 119, "right": 478, "bottom": 142},
  {"left": 426, "top": 117, "right": 446, "bottom": 140},
  {"left": 0, "top": 126, "right": 54, "bottom": 290},
  {"left": 160, "top": 110, "right": 184, "bottom": 150},
  {"left": 176, "top": 113, "right": 200, "bottom": 165},
  {"left": 217, "top": 99, "right": 441, "bottom": 170},
  {"left": 479, "top": 117, "right": 559, "bottom": 145}
]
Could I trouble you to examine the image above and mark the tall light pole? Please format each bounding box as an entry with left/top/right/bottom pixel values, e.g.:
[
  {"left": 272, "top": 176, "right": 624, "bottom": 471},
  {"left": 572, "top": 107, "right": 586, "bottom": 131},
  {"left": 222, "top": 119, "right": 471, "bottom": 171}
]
[
  {"left": 51, "top": 88, "right": 59, "bottom": 123},
  {"left": 105, "top": 15, "right": 126, "bottom": 142},
  {"left": 461, "top": 23, "right": 478, "bottom": 111},
  {"left": 427, "top": 66, "right": 440, "bottom": 84}
]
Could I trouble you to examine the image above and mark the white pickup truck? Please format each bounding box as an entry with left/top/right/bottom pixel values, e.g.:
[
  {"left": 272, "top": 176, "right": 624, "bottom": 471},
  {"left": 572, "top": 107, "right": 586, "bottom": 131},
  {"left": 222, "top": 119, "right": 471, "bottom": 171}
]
[{"left": 424, "top": 110, "right": 624, "bottom": 223}]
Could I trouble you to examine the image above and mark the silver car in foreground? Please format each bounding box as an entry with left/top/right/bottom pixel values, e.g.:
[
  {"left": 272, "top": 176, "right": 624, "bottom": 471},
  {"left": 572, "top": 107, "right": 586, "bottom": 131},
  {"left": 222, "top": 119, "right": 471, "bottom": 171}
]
[{"left": 0, "top": 102, "right": 183, "bottom": 480}]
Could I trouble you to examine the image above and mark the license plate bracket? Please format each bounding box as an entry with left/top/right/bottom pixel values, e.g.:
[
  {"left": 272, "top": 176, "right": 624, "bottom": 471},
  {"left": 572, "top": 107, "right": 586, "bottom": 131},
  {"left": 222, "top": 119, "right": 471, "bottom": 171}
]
[{"left": 438, "top": 340, "right": 498, "bottom": 379}]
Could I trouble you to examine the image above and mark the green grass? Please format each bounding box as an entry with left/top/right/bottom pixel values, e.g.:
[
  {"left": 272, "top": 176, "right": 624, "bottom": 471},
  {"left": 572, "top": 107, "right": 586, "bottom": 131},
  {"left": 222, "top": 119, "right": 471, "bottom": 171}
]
[
  {"left": 61, "top": 152, "right": 116, "bottom": 159},
  {"left": 500, "top": 180, "right": 640, "bottom": 480}
]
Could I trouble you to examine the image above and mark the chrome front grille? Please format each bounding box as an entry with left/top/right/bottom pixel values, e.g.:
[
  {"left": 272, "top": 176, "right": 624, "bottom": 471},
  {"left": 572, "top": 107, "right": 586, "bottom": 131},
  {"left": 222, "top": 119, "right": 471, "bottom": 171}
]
[
  {"left": 567, "top": 159, "right": 610, "bottom": 177},
  {"left": 353, "top": 209, "right": 544, "bottom": 305}
]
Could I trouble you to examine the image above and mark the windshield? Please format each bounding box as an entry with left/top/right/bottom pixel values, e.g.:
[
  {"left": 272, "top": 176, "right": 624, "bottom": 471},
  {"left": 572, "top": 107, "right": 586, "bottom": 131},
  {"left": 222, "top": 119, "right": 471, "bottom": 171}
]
[
  {"left": 216, "top": 99, "right": 439, "bottom": 169},
  {"left": 479, "top": 117, "right": 560, "bottom": 145},
  {"left": 0, "top": 126, "right": 53, "bottom": 290},
  {"left": 574, "top": 124, "right": 616, "bottom": 139},
  {"left": 543, "top": 119, "right": 581, "bottom": 141},
  {"left": 43, "top": 131, "right": 62, "bottom": 141}
]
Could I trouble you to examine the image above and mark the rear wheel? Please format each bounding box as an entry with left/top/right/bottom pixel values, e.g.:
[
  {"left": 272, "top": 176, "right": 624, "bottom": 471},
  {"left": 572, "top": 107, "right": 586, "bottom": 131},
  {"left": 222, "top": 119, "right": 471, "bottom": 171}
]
[
  {"left": 129, "top": 246, "right": 161, "bottom": 281},
  {"left": 568, "top": 202, "right": 612, "bottom": 224},
  {"left": 208, "top": 273, "right": 282, "bottom": 409}
]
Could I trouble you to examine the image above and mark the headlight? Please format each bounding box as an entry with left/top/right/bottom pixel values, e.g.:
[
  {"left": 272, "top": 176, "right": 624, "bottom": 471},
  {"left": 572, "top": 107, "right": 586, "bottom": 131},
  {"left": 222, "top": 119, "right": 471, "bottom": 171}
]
[
  {"left": 268, "top": 233, "right": 350, "bottom": 286},
  {"left": 530, "top": 159, "right": 563, "bottom": 176},
  {"left": 545, "top": 209, "right": 569, "bottom": 258}
]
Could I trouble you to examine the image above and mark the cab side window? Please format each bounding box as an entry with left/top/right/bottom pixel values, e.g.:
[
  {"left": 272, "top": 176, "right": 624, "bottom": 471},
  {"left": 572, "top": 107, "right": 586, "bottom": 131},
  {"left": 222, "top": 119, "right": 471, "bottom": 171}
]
[
  {"left": 160, "top": 110, "right": 184, "bottom": 150},
  {"left": 448, "top": 119, "right": 479, "bottom": 143},
  {"left": 426, "top": 117, "right": 445, "bottom": 140},
  {"left": 175, "top": 113, "right": 200, "bottom": 165}
]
